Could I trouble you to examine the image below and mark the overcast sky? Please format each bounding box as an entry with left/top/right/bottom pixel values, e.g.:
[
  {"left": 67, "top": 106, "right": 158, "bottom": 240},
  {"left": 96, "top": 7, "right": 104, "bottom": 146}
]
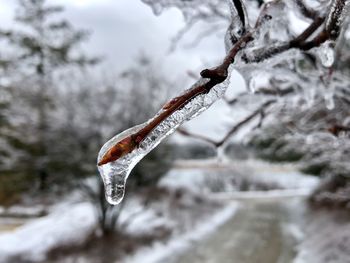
[
  {"left": 0, "top": 0, "right": 225, "bottom": 76},
  {"left": 0, "top": 0, "right": 247, "bottom": 139}
]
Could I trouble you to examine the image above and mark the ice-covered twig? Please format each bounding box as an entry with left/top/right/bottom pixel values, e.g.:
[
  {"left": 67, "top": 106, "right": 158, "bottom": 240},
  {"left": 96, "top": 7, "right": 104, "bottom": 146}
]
[
  {"left": 243, "top": 0, "right": 350, "bottom": 63},
  {"left": 98, "top": 27, "right": 254, "bottom": 168}
]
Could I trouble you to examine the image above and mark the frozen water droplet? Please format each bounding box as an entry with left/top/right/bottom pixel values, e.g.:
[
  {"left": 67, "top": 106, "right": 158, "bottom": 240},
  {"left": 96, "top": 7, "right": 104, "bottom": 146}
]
[
  {"left": 97, "top": 124, "right": 146, "bottom": 205},
  {"left": 104, "top": 176, "right": 125, "bottom": 205},
  {"left": 97, "top": 77, "right": 230, "bottom": 205},
  {"left": 324, "top": 92, "right": 335, "bottom": 110},
  {"left": 318, "top": 43, "right": 335, "bottom": 67}
]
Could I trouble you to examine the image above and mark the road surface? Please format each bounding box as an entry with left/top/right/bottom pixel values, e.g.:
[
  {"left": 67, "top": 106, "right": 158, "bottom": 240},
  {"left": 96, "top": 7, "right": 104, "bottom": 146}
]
[{"left": 172, "top": 198, "right": 306, "bottom": 263}]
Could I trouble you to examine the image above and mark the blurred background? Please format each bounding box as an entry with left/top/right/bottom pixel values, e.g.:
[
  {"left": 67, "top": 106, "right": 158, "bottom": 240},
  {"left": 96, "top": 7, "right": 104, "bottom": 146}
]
[{"left": 0, "top": 0, "right": 349, "bottom": 263}]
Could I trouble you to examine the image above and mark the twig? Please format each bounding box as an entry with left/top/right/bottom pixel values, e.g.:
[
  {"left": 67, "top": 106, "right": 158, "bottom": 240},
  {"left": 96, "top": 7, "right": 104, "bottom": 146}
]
[
  {"left": 177, "top": 128, "right": 218, "bottom": 146},
  {"left": 177, "top": 100, "right": 276, "bottom": 148},
  {"left": 215, "top": 99, "right": 276, "bottom": 147},
  {"left": 328, "top": 124, "right": 350, "bottom": 136},
  {"left": 98, "top": 28, "right": 254, "bottom": 166},
  {"left": 244, "top": 0, "right": 350, "bottom": 63},
  {"left": 295, "top": 0, "right": 318, "bottom": 20}
]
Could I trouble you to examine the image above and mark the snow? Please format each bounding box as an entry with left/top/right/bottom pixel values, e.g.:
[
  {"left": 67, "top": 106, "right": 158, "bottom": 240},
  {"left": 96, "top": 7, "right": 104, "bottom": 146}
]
[
  {"left": 159, "top": 168, "right": 209, "bottom": 193},
  {"left": 294, "top": 211, "right": 350, "bottom": 263},
  {"left": 124, "top": 203, "right": 239, "bottom": 263},
  {"left": 0, "top": 159, "right": 322, "bottom": 263},
  {"left": 117, "top": 197, "right": 176, "bottom": 237},
  {"left": 160, "top": 159, "right": 320, "bottom": 194},
  {"left": 0, "top": 202, "right": 96, "bottom": 263},
  {"left": 210, "top": 188, "right": 314, "bottom": 201},
  {"left": 0, "top": 205, "right": 47, "bottom": 218},
  {"left": 241, "top": 159, "right": 320, "bottom": 189},
  {"left": 124, "top": 209, "right": 175, "bottom": 236}
]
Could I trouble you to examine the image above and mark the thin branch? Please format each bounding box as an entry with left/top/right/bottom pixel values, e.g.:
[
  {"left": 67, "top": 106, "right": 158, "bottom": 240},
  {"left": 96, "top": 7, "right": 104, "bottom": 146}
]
[
  {"left": 254, "top": 109, "right": 265, "bottom": 130},
  {"left": 295, "top": 0, "right": 318, "bottom": 20},
  {"left": 177, "top": 127, "right": 218, "bottom": 146},
  {"left": 244, "top": 0, "right": 350, "bottom": 63},
  {"left": 226, "top": 87, "right": 294, "bottom": 105},
  {"left": 328, "top": 124, "right": 350, "bottom": 136},
  {"left": 243, "top": 16, "right": 326, "bottom": 63},
  {"left": 231, "top": 0, "right": 248, "bottom": 30},
  {"left": 215, "top": 99, "right": 276, "bottom": 147},
  {"left": 177, "top": 100, "right": 276, "bottom": 148}
]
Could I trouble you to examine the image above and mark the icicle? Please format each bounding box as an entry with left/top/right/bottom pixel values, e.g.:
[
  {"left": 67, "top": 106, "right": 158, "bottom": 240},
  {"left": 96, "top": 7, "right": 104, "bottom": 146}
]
[
  {"left": 97, "top": 77, "right": 230, "bottom": 205},
  {"left": 97, "top": 124, "right": 146, "bottom": 205}
]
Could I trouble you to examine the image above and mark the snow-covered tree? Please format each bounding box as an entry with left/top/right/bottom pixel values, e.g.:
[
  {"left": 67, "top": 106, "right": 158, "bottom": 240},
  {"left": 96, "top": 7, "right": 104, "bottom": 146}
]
[{"left": 0, "top": 0, "right": 98, "bottom": 200}]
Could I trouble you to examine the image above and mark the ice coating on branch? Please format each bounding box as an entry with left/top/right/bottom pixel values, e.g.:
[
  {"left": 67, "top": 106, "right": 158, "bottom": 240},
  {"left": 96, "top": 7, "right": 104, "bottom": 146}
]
[
  {"left": 97, "top": 124, "right": 147, "bottom": 205},
  {"left": 326, "top": 0, "right": 350, "bottom": 40},
  {"left": 97, "top": 77, "right": 230, "bottom": 205}
]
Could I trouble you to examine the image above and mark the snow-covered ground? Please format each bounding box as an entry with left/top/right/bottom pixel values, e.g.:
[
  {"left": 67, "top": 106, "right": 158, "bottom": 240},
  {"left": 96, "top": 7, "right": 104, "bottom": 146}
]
[
  {"left": 0, "top": 202, "right": 97, "bottom": 263},
  {"left": 125, "top": 204, "right": 239, "bottom": 263},
  {"left": 163, "top": 158, "right": 319, "bottom": 193},
  {"left": 0, "top": 173, "right": 227, "bottom": 263},
  {"left": 294, "top": 210, "right": 350, "bottom": 263},
  {"left": 0, "top": 159, "right": 326, "bottom": 263}
]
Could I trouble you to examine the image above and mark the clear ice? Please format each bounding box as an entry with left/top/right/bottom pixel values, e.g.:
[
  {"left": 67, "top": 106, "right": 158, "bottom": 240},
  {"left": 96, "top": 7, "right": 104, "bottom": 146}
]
[{"left": 97, "top": 78, "right": 230, "bottom": 205}]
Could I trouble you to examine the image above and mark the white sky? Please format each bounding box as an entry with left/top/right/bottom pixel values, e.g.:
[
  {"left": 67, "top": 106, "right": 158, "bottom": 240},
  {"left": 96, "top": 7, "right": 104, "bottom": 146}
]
[{"left": 0, "top": 0, "right": 225, "bottom": 77}]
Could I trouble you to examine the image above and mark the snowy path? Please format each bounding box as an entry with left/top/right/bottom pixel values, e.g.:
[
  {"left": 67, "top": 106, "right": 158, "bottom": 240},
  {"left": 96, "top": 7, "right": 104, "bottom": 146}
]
[{"left": 171, "top": 198, "right": 305, "bottom": 263}]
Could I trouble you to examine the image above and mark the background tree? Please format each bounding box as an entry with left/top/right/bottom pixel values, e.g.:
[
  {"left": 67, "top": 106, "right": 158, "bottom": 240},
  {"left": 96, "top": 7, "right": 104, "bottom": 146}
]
[
  {"left": 0, "top": 0, "right": 98, "bottom": 201},
  {"left": 66, "top": 57, "right": 173, "bottom": 235}
]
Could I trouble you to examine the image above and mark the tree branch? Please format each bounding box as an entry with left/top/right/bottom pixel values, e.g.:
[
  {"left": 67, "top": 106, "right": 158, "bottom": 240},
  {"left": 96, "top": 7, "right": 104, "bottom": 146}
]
[
  {"left": 295, "top": 0, "right": 318, "bottom": 20},
  {"left": 98, "top": 0, "right": 349, "bottom": 166},
  {"left": 177, "top": 100, "right": 276, "bottom": 148},
  {"left": 243, "top": 0, "right": 349, "bottom": 63}
]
